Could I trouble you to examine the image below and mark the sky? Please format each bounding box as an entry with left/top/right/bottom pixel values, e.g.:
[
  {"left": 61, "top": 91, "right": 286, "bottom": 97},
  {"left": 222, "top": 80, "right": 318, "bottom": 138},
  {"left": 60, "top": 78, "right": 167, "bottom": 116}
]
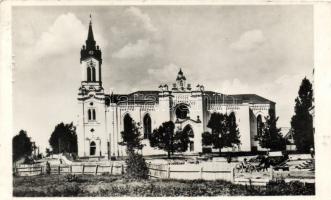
[{"left": 12, "top": 5, "right": 313, "bottom": 151}]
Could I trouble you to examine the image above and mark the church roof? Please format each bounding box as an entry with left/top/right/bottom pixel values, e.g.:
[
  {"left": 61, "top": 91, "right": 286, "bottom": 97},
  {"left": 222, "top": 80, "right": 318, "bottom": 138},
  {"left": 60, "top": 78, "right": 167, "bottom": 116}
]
[
  {"left": 110, "top": 90, "right": 159, "bottom": 104},
  {"left": 229, "top": 94, "right": 275, "bottom": 104}
]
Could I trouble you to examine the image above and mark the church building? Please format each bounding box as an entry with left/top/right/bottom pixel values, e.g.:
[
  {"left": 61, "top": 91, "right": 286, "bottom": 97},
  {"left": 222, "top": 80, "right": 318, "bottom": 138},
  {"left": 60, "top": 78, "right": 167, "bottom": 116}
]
[{"left": 77, "top": 20, "right": 275, "bottom": 158}]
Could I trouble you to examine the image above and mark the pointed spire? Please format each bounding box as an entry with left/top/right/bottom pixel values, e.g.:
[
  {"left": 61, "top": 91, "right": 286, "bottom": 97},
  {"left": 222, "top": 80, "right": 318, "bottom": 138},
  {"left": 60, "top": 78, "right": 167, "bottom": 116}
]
[
  {"left": 178, "top": 68, "right": 183, "bottom": 75},
  {"left": 86, "top": 14, "right": 96, "bottom": 49},
  {"left": 80, "top": 15, "right": 102, "bottom": 64}
]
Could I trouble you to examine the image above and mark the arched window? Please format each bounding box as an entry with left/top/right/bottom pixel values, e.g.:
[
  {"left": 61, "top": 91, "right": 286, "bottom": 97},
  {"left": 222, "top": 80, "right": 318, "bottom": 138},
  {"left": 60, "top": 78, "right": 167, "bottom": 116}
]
[
  {"left": 92, "top": 109, "right": 96, "bottom": 120},
  {"left": 87, "top": 67, "right": 91, "bottom": 82},
  {"left": 257, "top": 115, "right": 263, "bottom": 137},
  {"left": 229, "top": 112, "right": 236, "bottom": 126},
  {"left": 123, "top": 114, "right": 133, "bottom": 133},
  {"left": 88, "top": 109, "right": 92, "bottom": 120},
  {"left": 91, "top": 66, "right": 96, "bottom": 82},
  {"left": 90, "top": 141, "right": 96, "bottom": 156},
  {"left": 143, "top": 114, "right": 152, "bottom": 139}
]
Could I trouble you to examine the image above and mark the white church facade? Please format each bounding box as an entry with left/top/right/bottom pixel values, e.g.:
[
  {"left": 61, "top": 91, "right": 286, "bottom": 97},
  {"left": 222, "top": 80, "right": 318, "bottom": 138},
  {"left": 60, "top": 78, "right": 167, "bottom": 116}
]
[{"left": 77, "top": 20, "right": 275, "bottom": 159}]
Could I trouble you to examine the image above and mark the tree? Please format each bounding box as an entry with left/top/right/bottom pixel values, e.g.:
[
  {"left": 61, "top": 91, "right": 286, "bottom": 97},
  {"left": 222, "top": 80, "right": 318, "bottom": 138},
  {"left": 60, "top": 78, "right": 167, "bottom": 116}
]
[
  {"left": 125, "top": 150, "right": 149, "bottom": 180},
  {"left": 202, "top": 112, "right": 241, "bottom": 155},
  {"left": 256, "top": 109, "right": 285, "bottom": 151},
  {"left": 119, "top": 116, "right": 143, "bottom": 152},
  {"left": 173, "top": 126, "right": 191, "bottom": 153},
  {"left": 49, "top": 122, "right": 77, "bottom": 154},
  {"left": 226, "top": 112, "right": 241, "bottom": 149},
  {"left": 119, "top": 116, "right": 147, "bottom": 179},
  {"left": 12, "top": 130, "right": 33, "bottom": 162},
  {"left": 149, "top": 121, "right": 190, "bottom": 158},
  {"left": 291, "top": 77, "right": 314, "bottom": 152}
]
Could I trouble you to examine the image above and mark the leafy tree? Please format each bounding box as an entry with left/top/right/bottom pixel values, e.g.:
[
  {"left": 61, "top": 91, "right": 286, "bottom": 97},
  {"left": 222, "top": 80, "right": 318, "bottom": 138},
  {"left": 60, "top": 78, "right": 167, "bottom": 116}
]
[
  {"left": 49, "top": 122, "right": 77, "bottom": 154},
  {"left": 256, "top": 109, "right": 285, "bottom": 151},
  {"left": 125, "top": 150, "right": 149, "bottom": 180},
  {"left": 226, "top": 112, "right": 241, "bottom": 148},
  {"left": 12, "top": 130, "right": 33, "bottom": 162},
  {"left": 149, "top": 121, "right": 190, "bottom": 158},
  {"left": 119, "top": 115, "right": 143, "bottom": 152},
  {"left": 202, "top": 112, "right": 241, "bottom": 155},
  {"left": 291, "top": 77, "right": 314, "bottom": 152},
  {"left": 173, "top": 126, "right": 191, "bottom": 153}
]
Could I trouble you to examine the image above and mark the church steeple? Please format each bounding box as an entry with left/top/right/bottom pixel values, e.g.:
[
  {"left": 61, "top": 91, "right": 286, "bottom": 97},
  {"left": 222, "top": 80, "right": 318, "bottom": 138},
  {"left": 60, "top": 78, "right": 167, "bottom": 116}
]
[
  {"left": 86, "top": 16, "right": 96, "bottom": 49},
  {"left": 80, "top": 15, "right": 102, "bottom": 64}
]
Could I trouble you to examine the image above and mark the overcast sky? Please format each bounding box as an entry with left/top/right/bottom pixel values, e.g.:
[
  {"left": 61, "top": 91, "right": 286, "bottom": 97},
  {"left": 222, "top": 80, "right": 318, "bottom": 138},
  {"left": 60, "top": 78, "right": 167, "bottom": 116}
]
[{"left": 13, "top": 5, "right": 313, "bottom": 151}]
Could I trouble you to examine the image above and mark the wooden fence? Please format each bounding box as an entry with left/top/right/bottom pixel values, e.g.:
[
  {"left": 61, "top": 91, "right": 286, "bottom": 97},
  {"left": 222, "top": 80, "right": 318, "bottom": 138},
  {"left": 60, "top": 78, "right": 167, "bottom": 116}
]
[
  {"left": 13, "top": 163, "right": 315, "bottom": 186},
  {"left": 147, "top": 163, "right": 234, "bottom": 182},
  {"left": 14, "top": 164, "right": 125, "bottom": 177},
  {"left": 13, "top": 163, "right": 234, "bottom": 182}
]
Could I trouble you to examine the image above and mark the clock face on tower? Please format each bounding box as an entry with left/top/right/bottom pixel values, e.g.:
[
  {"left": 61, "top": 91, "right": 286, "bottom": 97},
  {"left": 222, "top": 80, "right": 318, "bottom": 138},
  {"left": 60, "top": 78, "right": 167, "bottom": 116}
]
[{"left": 89, "top": 50, "right": 94, "bottom": 55}]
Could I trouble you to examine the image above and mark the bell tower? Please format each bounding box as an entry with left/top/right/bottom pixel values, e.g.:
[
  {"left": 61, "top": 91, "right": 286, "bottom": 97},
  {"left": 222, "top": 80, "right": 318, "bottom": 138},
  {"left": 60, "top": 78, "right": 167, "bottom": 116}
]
[
  {"left": 77, "top": 16, "right": 108, "bottom": 158},
  {"left": 80, "top": 16, "right": 103, "bottom": 90}
]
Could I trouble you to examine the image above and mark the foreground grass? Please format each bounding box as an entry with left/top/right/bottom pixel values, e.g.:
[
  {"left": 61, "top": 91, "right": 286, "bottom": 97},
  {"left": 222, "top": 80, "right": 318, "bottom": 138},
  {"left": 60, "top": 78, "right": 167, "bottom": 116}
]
[{"left": 13, "top": 174, "right": 315, "bottom": 197}]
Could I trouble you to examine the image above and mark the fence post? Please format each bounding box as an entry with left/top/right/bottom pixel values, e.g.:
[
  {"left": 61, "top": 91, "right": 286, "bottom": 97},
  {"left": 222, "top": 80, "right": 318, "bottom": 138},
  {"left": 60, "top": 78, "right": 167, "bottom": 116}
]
[
  {"left": 167, "top": 165, "right": 170, "bottom": 179},
  {"left": 70, "top": 165, "right": 72, "bottom": 174},
  {"left": 95, "top": 165, "right": 99, "bottom": 175},
  {"left": 200, "top": 167, "right": 203, "bottom": 179},
  {"left": 82, "top": 164, "right": 85, "bottom": 175},
  {"left": 121, "top": 164, "right": 124, "bottom": 175},
  {"left": 58, "top": 166, "right": 60, "bottom": 175},
  {"left": 269, "top": 166, "right": 274, "bottom": 180},
  {"left": 231, "top": 167, "right": 235, "bottom": 183},
  {"left": 40, "top": 166, "right": 43, "bottom": 175},
  {"left": 110, "top": 164, "right": 113, "bottom": 175}
]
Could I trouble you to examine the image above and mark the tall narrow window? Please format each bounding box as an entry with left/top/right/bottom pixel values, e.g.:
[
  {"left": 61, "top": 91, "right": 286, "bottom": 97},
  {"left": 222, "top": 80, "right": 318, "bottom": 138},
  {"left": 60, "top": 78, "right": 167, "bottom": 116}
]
[
  {"left": 88, "top": 109, "right": 92, "bottom": 120},
  {"left": 257, "top": 115, "right": 263, "bottom": 138},
  {"left": 143, "top": 114, "right": 151, "bottom": 139},
  {"left": 123, "top": 114, "right": 133, "bottom": 133},
  {"left": 92, "top": 109, "right": 96, "bottom": 120},
  {"left": 91, "top": 66, "right": 96, "bottom": 82},
  {"left": 87, "top": 67, "right": 91, "bottom": 82},
  {"left": 90, "top": 141, "right": 96, "bottom": 156}
]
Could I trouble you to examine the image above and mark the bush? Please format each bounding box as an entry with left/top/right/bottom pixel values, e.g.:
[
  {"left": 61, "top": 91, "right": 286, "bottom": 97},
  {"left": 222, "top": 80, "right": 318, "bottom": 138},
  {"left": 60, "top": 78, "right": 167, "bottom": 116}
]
[
  {"left": 125, "top": 151, "right": 149, "bottom": 180},
  {"left": 65, "top": 174, "right": 80, "bottom": 182},
  {"left": 266, "top": 179, "right": 315, "bottom": 195}
]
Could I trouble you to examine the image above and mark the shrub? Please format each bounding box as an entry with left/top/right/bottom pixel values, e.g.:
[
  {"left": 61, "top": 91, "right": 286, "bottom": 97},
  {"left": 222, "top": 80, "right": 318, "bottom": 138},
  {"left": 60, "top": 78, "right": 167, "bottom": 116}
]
[
  {"left": 125, "top": 151, "right": 149, "bottom": 180},
  {"left": 65, "top": 174, "right": 80, "bottom": 182},
  {"left": 266, "top": 180, "right": 315, "bottom": 195}
]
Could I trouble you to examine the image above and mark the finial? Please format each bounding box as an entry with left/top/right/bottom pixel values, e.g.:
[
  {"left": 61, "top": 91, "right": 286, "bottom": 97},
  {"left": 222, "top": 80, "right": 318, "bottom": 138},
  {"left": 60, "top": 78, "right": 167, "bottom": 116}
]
[{"left": 89, "top": 14, "right": 92, "bottom": 24}]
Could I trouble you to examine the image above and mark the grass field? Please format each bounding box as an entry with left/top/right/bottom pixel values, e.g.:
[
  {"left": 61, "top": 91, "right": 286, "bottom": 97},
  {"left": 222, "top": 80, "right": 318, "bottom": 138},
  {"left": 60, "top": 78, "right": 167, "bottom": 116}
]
[{"left": 13, "top": 174, "right": 315, "bottom": 196}]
